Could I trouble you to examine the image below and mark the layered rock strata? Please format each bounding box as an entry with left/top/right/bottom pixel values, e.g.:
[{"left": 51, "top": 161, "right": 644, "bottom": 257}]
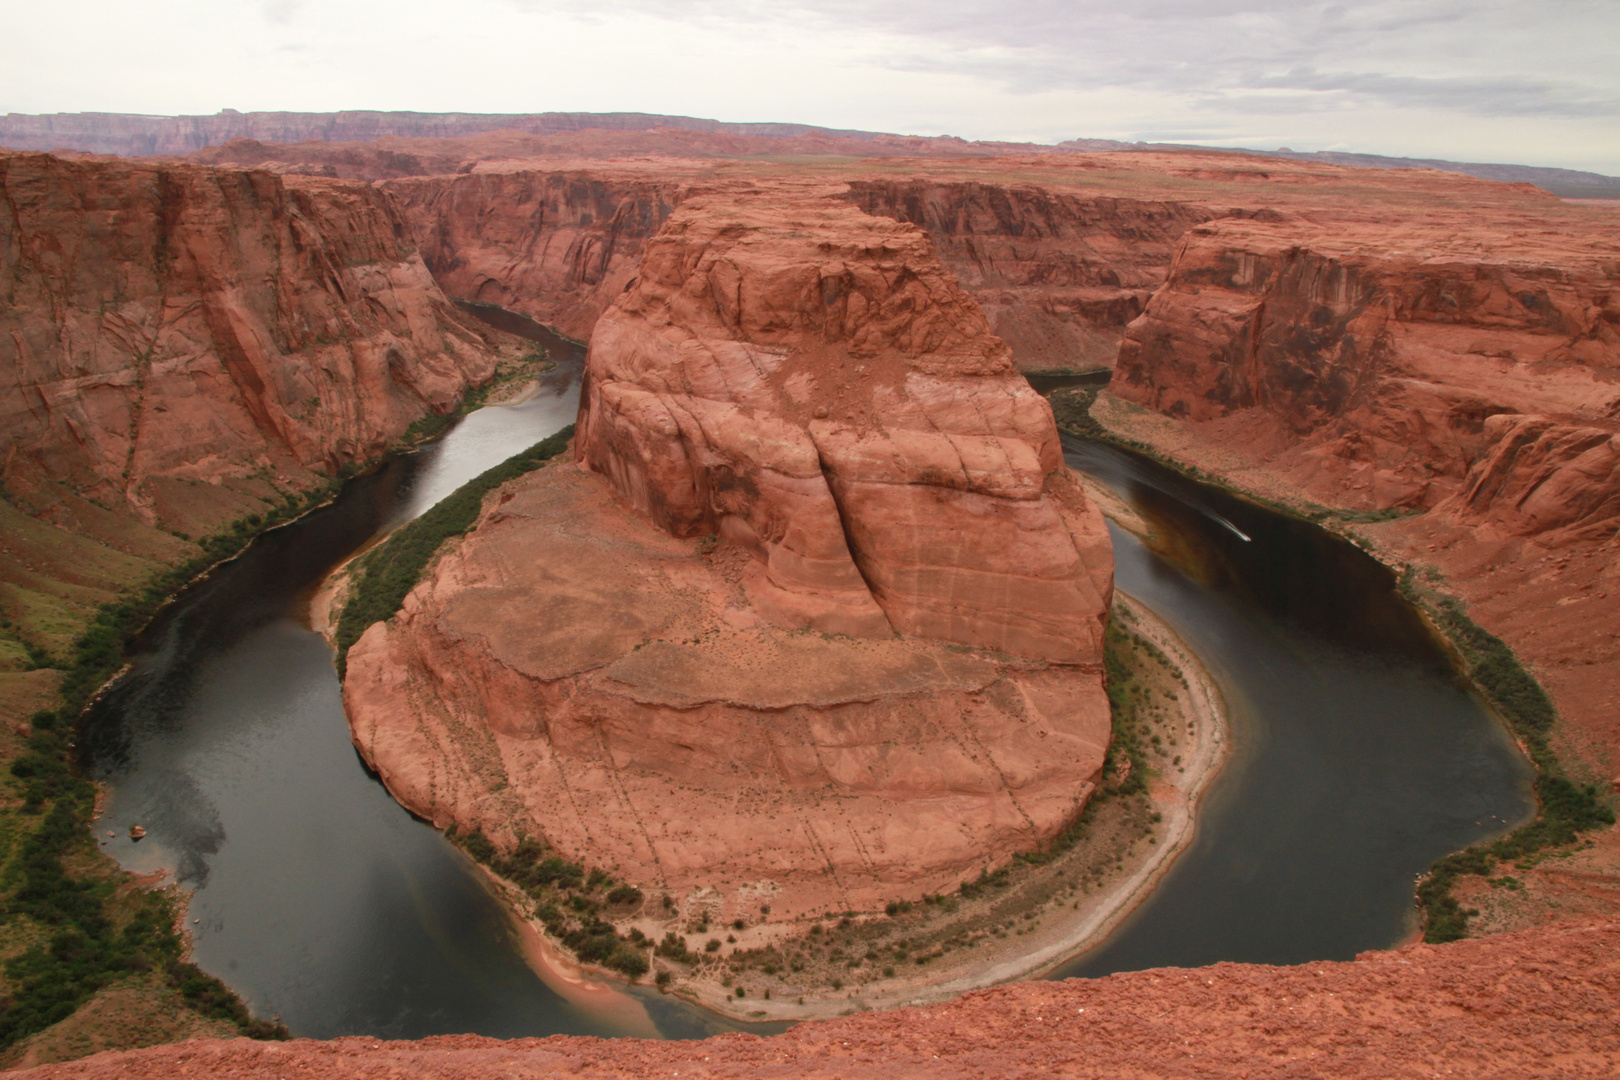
[
  {"left": 1112, "top": 216, "right": 1620, "bottom": 512},
  {"left": 1100, "top": 203, "right": 1620, "bottom": 774},
  {"left": 845, "top": 180, "right": 1216, "bottom": 372},
  {"left": 384, "top": 171, "right": 683, "bottom": 342},
  {"left": 384, "top": 170, "right": 1219, "bottom": 373},
  {"left": 0, "top": 151, "right": 499, "bottom": 534},
  {"left": 343, "top": 189, "right": 1114, "bottom": 918}
]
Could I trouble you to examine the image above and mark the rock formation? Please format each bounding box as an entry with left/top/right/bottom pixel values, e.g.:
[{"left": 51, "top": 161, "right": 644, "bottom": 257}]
[
  {"left": 383, "top": 171, "right": 683, "bottom": 342},
  {"left": 342, "top": 188, "right": 1114, "bottom": 918},
  {"left": 0, "top": 150, "right": 500, "bottom": 536},
  {"left": 383, "top": 170, "right": 1219, "bottom": 373},
  {"left": 845, "top": 180, "right": 1215, "bottom": 372},
  {"left": 1097, "top": 197, "right": 1620, "bottom": 782},
  {"left": 1112, "top": 214, "right": 1620, "bottom": 512},
  {"left": 1439, "top": 415, "right": 1620, "bottom": 543},
  {"left": 18, "top": 916, "right": 1620, "bottom": 1078}
]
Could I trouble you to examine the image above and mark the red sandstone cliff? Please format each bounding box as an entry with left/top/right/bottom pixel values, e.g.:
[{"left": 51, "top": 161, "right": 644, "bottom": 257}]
[
  {"left": 845, "top": 180, "right": 1216, "bottom": 372},
  {"left": 382, "top": 169, "right": 1219, "bottom": 374},
  {"left": 382, "top": 171, "right": 684, "bottom": 342},
  {"left": 1112, "top": 214, "right": 1620, "bottom": 512},
  {"left": 0, "top": 151, "right": 499, "bottom": 535},
  {"left": 578, "top": 189, "right": 1113, "bottom": 659},
  {"left": 341, "top": 188, "right": 1114, "bottom": 920},
  {"left": 1100, "top": 201, "right": 1620, "bottom": 779}
]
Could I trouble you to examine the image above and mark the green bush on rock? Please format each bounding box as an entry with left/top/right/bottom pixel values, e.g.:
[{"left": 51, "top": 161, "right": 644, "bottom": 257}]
[{"left": 334, "top": 425, "right": 574, "bottom": 672}]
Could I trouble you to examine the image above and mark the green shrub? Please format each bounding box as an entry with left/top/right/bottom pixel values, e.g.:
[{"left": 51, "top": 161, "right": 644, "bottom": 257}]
[
  {"left": 606, "top": 885, "right": 643, "bottom": 906},
  {"left": 335, "top": 426, "right": 574, "bottom": 671},
  {"left": 1416, "top": 599, "right": 1614, "bottom": 942}
]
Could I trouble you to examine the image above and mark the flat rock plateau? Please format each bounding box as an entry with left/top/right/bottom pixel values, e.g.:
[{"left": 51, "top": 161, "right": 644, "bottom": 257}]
[{"left": 3, "top": 113, "right": 1620, "bottom": 1074}]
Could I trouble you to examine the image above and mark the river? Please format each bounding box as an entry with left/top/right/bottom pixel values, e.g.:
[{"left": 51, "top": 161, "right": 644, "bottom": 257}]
[
  {"left": 81, "top": 337, "right": 1531, "bottom": 1038},
  {"left": 83, "top": 315, "right": 740, "bottom": 1040},
  {"left": 1051, "top": 433, "right": 1532, "bottom": 976}
]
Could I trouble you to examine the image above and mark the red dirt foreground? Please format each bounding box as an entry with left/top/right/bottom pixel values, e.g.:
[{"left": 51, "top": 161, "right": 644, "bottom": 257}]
[{"left": 16, "top": 918, "right": 1620, "bottom": 1079}]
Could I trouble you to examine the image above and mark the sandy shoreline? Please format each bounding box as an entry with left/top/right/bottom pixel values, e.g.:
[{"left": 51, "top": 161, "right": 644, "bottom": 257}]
[
  {"left": 671, "top": 587, "right": 1230, "bottom": 1022},
  {"left": 307, "top": 451, "right": 1233, "bottom": 1028}
]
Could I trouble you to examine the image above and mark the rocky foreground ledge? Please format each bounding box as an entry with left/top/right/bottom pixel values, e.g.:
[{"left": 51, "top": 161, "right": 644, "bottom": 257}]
[{"left": 17, "top": 918, "right": 1620, "bottom": 1079}]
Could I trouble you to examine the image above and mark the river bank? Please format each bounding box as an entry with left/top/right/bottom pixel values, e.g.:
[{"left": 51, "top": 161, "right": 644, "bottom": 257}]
[
  {"left": 312, "top": 534, "right": 1230, "bottom": 1027},
  {"left": 1068, "top": 388, "right": 1614, "bottom": 944},
  {"left": 636, "top": 590, "right": 1229, "bottom": 1024}
]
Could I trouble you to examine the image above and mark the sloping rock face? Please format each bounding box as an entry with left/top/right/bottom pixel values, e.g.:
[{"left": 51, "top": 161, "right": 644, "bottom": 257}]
[
  {"left": 577, "top": 190, "right": 1114, "bottom": 661},
  {"left": 845, "top": 180, "right": 1216, "bottom": 372},
  {"left": 20, "top": 917, "right": 1620, "bottom": 1079},
  {"left": 1112, "top": 217, "right": 1620, "bottom": 511},
  {"left": 1439, "top": 415, "right": 1620, "bottom": 542},
  {"left": 384, "top": 171, "right": 684, "bottom": 342},
  {"left": 0, "top": 151, "right": 497, "bottom": 532},
  {"left": 343, "top": 190, "right": 1113, "bottom": 919}
]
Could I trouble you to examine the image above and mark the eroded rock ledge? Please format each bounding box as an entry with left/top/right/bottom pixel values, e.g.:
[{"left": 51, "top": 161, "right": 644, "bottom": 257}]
[
  {"left": 21, "top": 917, "right": 1620, "bottom": 1079},
  {"left": 342, "top": 188, "right": 1114, "bottom": 920}
]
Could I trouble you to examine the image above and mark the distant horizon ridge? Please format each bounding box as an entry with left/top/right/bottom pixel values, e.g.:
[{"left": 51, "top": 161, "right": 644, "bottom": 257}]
[{"left": 2, "top": 107, "right": 1615, "bottom": 198}]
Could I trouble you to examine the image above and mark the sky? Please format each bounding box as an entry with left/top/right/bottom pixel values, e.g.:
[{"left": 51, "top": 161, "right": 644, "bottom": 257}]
[{"left": 3, "top": 0, "right": 1617, "bottom": 174}]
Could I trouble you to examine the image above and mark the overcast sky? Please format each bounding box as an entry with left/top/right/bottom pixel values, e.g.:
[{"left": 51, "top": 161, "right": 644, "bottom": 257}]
[{"left": 4, "top": 0, "right": 1617, "bottom": 173}]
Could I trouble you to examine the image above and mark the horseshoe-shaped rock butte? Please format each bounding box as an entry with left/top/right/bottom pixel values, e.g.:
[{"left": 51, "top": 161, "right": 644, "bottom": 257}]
[{"left": 340, "top": 186, "right": 1116, "bottom": 919}]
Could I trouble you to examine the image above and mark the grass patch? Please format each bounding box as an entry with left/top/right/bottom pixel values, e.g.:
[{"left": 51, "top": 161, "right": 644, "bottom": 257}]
[
  {"left": 0, "top": 709, "right": 287, "bottom": 1048},
  {"left": 333, "top": 425, "right": 573, "bottom": 672},
  {"left": 450, "top": 828, "right": 651, "bottom": 979},
  {"left": 1413, "top": 595, "right": 1613, "bottom": 943}
]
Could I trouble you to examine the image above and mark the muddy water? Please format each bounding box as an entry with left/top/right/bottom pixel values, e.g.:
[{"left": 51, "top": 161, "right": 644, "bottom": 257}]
[
  {"left": 83, "top": 312, "right": 748, "bottom": 1040},
  {"left": 1052, "top": 434, "right": 1533, "bottom": 976}
]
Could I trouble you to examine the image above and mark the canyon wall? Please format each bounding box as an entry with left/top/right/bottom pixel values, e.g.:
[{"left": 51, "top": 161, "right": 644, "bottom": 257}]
[
  {"left": 382, "top": 171, "right": 684, "bottom": 342},
  {"left": 342, "top": 188, "right": 1114, "bottom": 918},
  {"left": 1112, "top": 216, "right": 1620, "bottom": 512},
  {"left": 845, "top": 180, "right": 1215, "bottom": 371},
  {"left": 1102, "top": 203, "right": 1620, "bottom": 775},
  {"left": 384, "top": 171, "right": 1217, "bottom": 372},
  {"left": 0, "top": 151, "right": 499, "bottom": 537}
]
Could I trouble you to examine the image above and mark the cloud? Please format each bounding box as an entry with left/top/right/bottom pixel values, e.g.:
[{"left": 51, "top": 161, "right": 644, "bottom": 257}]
[
  {"left": 3, "top": 0, "right": 1616, "bottom": 173},
  {"left": 523, "top": 0, "right": 1620, "bottom": 120},
  {"left": 261, "top": 0, "right": 305, "bottom": 24}
]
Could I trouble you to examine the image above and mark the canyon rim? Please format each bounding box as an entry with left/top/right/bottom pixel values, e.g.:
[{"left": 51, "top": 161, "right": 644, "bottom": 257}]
[{"left": 0, "top": 112, "right": 1616, "bottom": 1076}]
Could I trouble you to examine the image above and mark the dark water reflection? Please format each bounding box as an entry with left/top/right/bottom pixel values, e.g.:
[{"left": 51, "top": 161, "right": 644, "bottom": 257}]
[
  {"left": 1052, "top": 435, "right": 1533, "bottom": 976},
  {"left": 1022, "top": 369, "right": 1114, "bottom": 396}
]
